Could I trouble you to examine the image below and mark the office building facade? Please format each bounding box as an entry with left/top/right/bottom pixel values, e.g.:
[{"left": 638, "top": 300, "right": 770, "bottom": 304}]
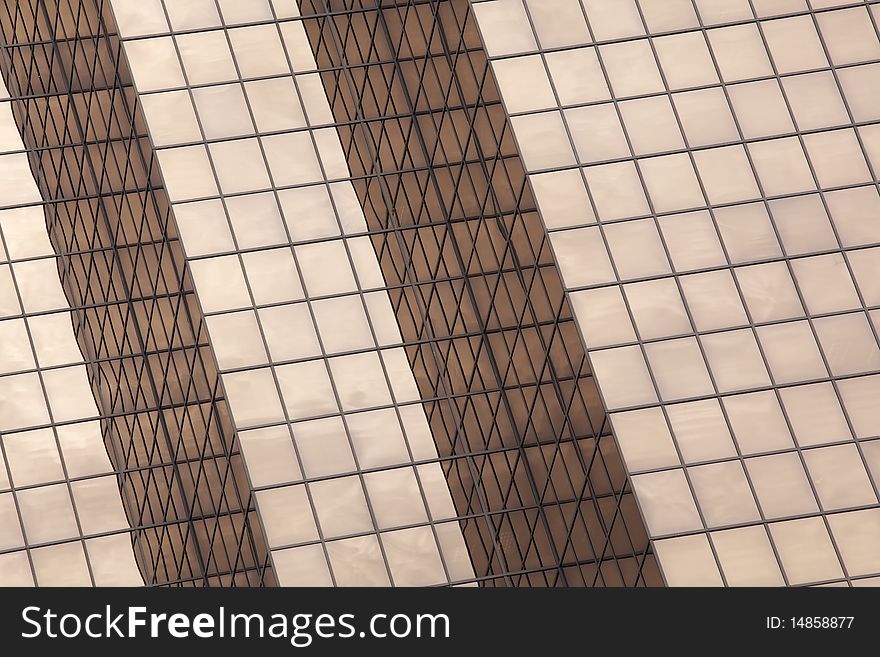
[{"left": 0, "top": 0, "right": 876, "bottom": 587}]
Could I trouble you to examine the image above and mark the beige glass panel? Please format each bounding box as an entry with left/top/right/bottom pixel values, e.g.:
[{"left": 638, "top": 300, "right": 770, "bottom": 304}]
[
  {"left": 239, "top": 425, "right": 302, "bottom": 487},
  {"left": 171, "top": 199, "right": 235, "bottom": 257},
  {"left": 564, "top": 104, "right": 629, "bottom": 163},
  {"left": 328, "top": 353, "right": 393, "bottom": 411},
  {"left": 589, "top": 345, "right": 658, "bottom": 409},
  {"left": 31, "top": 543, "right": 91, "bottom": 586},
  {"left": 216, "top": 0, "right": 274, "bottom": 23},
  {"left": 623, "top": 278, "right": 691, "bottom": 340},
  {"left": 672, "top": 88, "right": 740, "bottom": 147},
  {"left": 221, "top": 368, "right": 284, "bottom": 428},
  {"left": 259, "top": 304, "right": 321, "bottom": 361},
  {"left": 803, "top": 129, "right": 872, "bottom": 189},
  {"left": 191, "top": 84, "right": 254, "bottom": 139},
  {"left": 276, "top": 360, "right": 339, "bottom": 419},
  {"left": 155, "top": 146, "right": 218, "bottom": 202},
  {"left": 529, "top": 169, "right": 595, "bottom": 229},
  {"left": 0, "top": 552, "right": 31, "bottom": 586},
  {"left": 278, "top": 185, "right": 340, "bottom": 242},
  {"left": 837, "top": 376, "right": 880, "bottom": 439},
  {"left": 791, "top": 254, "right": 860, "bottom": 315},
  {"left": 653, "top": 534, "right": 722, "bottom": 586},
  {"left": 0, "top": 373, "right": 49, "bottom": 431},
  {"left": 748, "top": 137, "right": 816, "bottom": 196},
  {"left": 87, "top": 534, "right": 148, "bottom": 586},
  {"left": 727, "top": 80, "right": 793, "bottom": 139},
  {"left": 14, "top": 259, "right": 68, "bottom": 313},
  {"left": 0, "top": 493, "right": 23, "bottom": 550},
  {"left": 509, "top": 112, "right": 576, "bottom": 170},
  {"left": 609, "top": 407, "right": 680, "bottom": 472},
  {"left": 380, "top": 526, "right": 446, "bottom": 586},
  {"left": 828, "top": 509, "right": 880, "bottom": 577},
  {"left": 769, "top": 517, "right": 843, "bottom": 585},
  {"left": 310, "top": 476, "right": 374, "bottom": 539},
  {"left": 645, "top": 338, "right": 714, "bottom": 401},
  {"left": 580, "top": 0, "right": 645, "bottom": 40},
  {"left": 782, "top": 72, "right": 849, "bottom": 131},
  {"left": 3, "top": 428, "right": 63, "bottom": 487},
  {"left": 701, "top": 330, "right": 771, "bottom": 393},
  {"left": 347, "top": 408, "right": 410, "bottom": 470},
  {"left": 653, "top": 32, "right": 718, "bottom": 91},
  {"left": 0, "top": 319, "right": 35, "bottom": 373},
  {"left": 735, "top": 262, "right": 804, "bottom": 323},
  {"left": 491, "top": 56, "right": 556, "bottom": 114},
  {"left": 326, "top": 535, "right": 390, "bottom": 586},
  {"left": 278, "top": 21, "right": 319, "bottom": 72},
  {"left": 762, "top": 15, "right": 828, "bottom": 74},
  {"left": 710, "top": 525, "right": 785, "bottom": 586},
  {"left": 18, "top": 484, "right": 79, "bottom": 543},
  {"left": 768, "top": 194, "right": 838, "bottom": 256},
  {"left": 638, "top": 154, "right": 705, "bottom": 213},
  {"left": 111, "top": 0, "right": 168, "bottom": 36},
  {"left": 619, "top": 96, "right": 685, "bottom": 155},
  {"left": 0, "top": 206, "right": 53, "bottom": 259},
  {"left": 227, "top": 26, "right": 289, "bottom": 78},
  {"left": 273, "top": 544, "right": 333, "bottom": 586},
  {"left": 70, "top": 476, "right": 131, "bottom": 535},
  {"left": 0, "top": 266, "right": 18, "bottom": 317},
  {"left": 544, "top": 48, "right": 610, "bottom": 105},
  {"left": 524, "top": 0, "right": 591, "bottom": 48},
  {"left": 598, "top": 40, "right": 665, "bottom": 97},
  {"left": 137, "top": 90, "right": 201, "bottom": 147},
  {"left": 816, "top": 7, "right": 880, "bottom": 66},
  {"left": 293, "top": 417, "right": 356, "bottom": 478},
  {"left": 244, "top": 78, "right": 306, "bottom": 132},
  {"left": 0, "top": 154, "right": 40, "bottom": 205},
  {"left": 631, "top": 469, "right": 703, "bottom": 536},
  {"left": 471, "top": 0, "right": 538, "bottom": 57},
  {"left": 568, "top": 287, "right": 636, "bottom": 348},
  {"left": 714, "top": 202, "right": 782, "bottom": 263},
  {"left": 176, "top": 31, "right": 238, "bottom": 85},
  {"left": 312, "top": 295, "right": 374, "bottom": 353},
  {"left": 261, "top": 132, "right": 323, "bottom": 185},
  {"left": 694, "top": 0, "right": 752, "bottom": 23},
  {"left": 43, "top": 366, "right": 99, "bottom": 422},
  {"left": 779, "top": 383, "right": 852, "bottom": 448},
  {"left": 226, "top": 192, "right": 288, "bottom": 249},
  {"left": 297, "top": 74, "right": 335, "bottom": 125},
  {"left": 666, "top": 399, "right": 737, "bottom": 463},
  {"left": 813, "top": 313, "right": 880, "bottom": 377},
  {"left": 582, "top": 162, "right": 650, "bottom": 220},
  {"left": 707, "top": 25, "right": 774, "bottom": 82},
  {"left": 364, "top": 467, "right": 428, "bottom": 530},
  {"left": 164, "top": 0, "right": 221, "bottom": 31},
  {"left": 678, "top": 270, "right": 749, "bottom": 332},
  {"left": 692, "top": 146, "right": 760, "bottom": 204},
  {"left": 658, "top": 211, "right": 726, "bottom": 272},
  {"left": 56, "top": 421, "right": 113, "bottom": 479},
  {"left": 241, "top": 249, "right": 303, "bottom": 305},
  {"left": 205, "top": 311, "right": 268, "bottom": 369},
  {"left": 757, "top": 321, "right": 827, "bottom": 385},
  {"left": 838, "top": 63, "right": 880, "bottom": 122},
  {"left": 124, "top": 37, "right": 185, "bottom": 91},
  {"left": 188, "top": 255, "right": 252, "bottom": 313},
  {"left": 549, "top": 227, "right": 616, "bottom": 287},
  {"left": 752, "top": 0, "right": 807, "bottom": 16},
  {"left": 722, "top": 391, "right": 794, "bottom": 454},
  {"left": 824, "top": 186, "right": 880, "bottom": 247},
  {"left": 847, "top": 247, "right": 880, "bottom": 305},
  {"left": 256, "top": 484, "right": 318, "bottom": 547},
  {"left": 689, "top": 460, "right": 760, "bottom": 527},
  {"left": 804, "top": 444, "right": 877, "bottom": 511},
  {"left": 28, "top": 313, "right": 81, "bottom": 368},
  {"left": 746, "top": 452, "right": 819, "bottom": 519},
  {"left": 603, "top": 219, "right": 671, "bottom": 279}
]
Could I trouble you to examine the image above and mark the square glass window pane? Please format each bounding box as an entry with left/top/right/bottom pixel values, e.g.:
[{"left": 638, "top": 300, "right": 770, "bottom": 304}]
[
  {"left": 734, "top": 262, "right": 804, "bottom": 323},
  {"left": 722, "top": 391, "right": 794, "bottom": 454},
  {"left": 689, "top": 460, "right": 760, "bottom": 527},
  {"left": 225, "top": 192, "right": 287, "bottom": 249},
  {"left": 619, "top": 96, "right": 685, "bottom": 155},
  {"left": 727, "top": 80, "right": 793, "bottom": 139},
  {"left": 549, "top": 227, "right": 615, "bottom": 287},
  {"left": 752, "top": 0, "right": 807, "bottom": 15},
  {"left": 802, "top": 129, "right": 872, "bottom": 189},
  {"left": 769, "top": 517, "right": 843, "bottom": 585},
  {"left": 258, "top": 303, "right": 321, "bottom": 361},
  {"left": 779, "top": 383, "right": 851, "bottom": 447},
  {"left": 590, "top": 345, "right": 658, "bottom": 409},
  {"left": 278, "top": 21, "right": 318, "bottom": 72},
  {"left": 295, "top": 73, "right": 335, "bottom": 126},
  {"left": 638, "top": 0, "right": 698, "bottom": 31},
  {"left": 623, "top": 278, "right": 690, "bottom": 340},
  {"left": 227, "top": 25, "right": 289, "bottom": 77},
  {"left": 471, "top": 0, "right": 538, "bottom": 57},
  {"left": 568, "top": 287, "right": 636, "bottom": 348},
  {"left": 18, "top": 484, "right": 78, "bottom": 543},
  {"left": 70, "top": 476, "right": 130, "bottom": 535},
  {"left": 172, "top": 199, "right": 235, "bottom": 257},
  {"left": 782, "top": 72, "right": 849, "bottom": 131},
  {"left": 757, "top": 321, "right": 827, "bottom": 384},
  {"left": 804, "top": 444, "right": 877, "bottom": 511},
  {"left": 191, "top": 84, "right": 253, "bottom": 139},
  {"left": 276, "top": 360, "right": 338, "bottom": 419},
  {"left": 216, "top": 0, "right": 273, "bottom": 24},
  {"left": 791, "top": 254, "right": 860, "bottom": 315},
  {"left": 692, "top": 146, "right": 760, "bottom": 204},
  {"left": 707, "top": 25, "right": 773, "bottom": 82},
  {"left": 654, "top": 534, "right": 723, "bottom": 586},
  {"left": 112, "top": 0, "right": 168, "bottom": 36},
  {"left": 221, "top": 368, "right": 284, "bottom": 428},
  {"left": 509, "top": 112, "right": 576, "bottom": 170},
  {"left": 768, "top": 194, "right": 837, "bottom": 256},
  {"left": 326, "top": 536, "right": 390, "bottom": 586},
  {"left": 363, "top": 292, "right": 401, "bottom": 347},
  {"left": 491, "top": 55, "right": 556, "bottom": 114},
  {"left": 239, "top": 424, "right": 301, "bottom": 487},
  {"left": 762, "top": 15, "right": 828, "bottom": 74},
  {"left": 747, "top": 137, "right": 815, "bottom": 196},
  {"left": 813, "top": 313, "right": 880, "bottom": 377},
  {"left": 580, "top": 0, "right": 645, "bottom": 40},
  {"left": 658, "top": 211, "right": 726, "bottom": 272},
  {"left": 672, "top": 88, "right": 739, "bottom": 148},
  {"left": 139, "top": 90, "right": 201, "bottom": 147},
  {"left": 278, "top": 185, "right": 340, "bottom": 242},
  {"left": 364, "top": 467, "right": 428, "bottom": 530},
  {"left": 639, "top": 154, "right": 705, "bottom": 213},
  {"left": 176, "top": 31, "right": 237, "bottom": 85},
  {"left": 678, "top": 270, "right": 748, "bottom": 332},
  {"left": 312, "top": 295, "right": 374, "bottom": 353},
  {"left": 124, "top": 37, "right": 185, "bottom": 92},
  {"left": 156, "top": 146, "right": 218, "bottom": 202},
  {"left": 205, "top": 311, "right": 268, "bottom": 370},
  {"left": 711, "top": 525, "right": 785, "bottom": 586},
  {"left": 42, "top": 366, "right": 98, "bottom": 422},
  {"left": 208, "top": 138, "right": 271, "bottom": 194},
  {"left": 0, "top": 318, "right": 34, "bottom": 374},
  {"left": 56, "top": 421, "right": 112, "bottom": 479},
  {"left": 838, "top": 63, "right": 880, "bottom": 122},
  {"left": 701, "top": 329, "right": 771, "bottom": 393},
  {"left": 242, "top": 248, "right": 304, "bottom": 304},
  {"left": 824, "top": 186, "right": 880, "bottom": 247},
  {"left": 0, "top": 206, "right": 52, "bottom": 259},
  {"left": 847, "top": 247, "right": 880, "bottom": 306},
  {"left": 544, "top": 47, "right": 610, "bottom": 105},
  {"left": 272, "top": 544, "right": 332, "bottom": 586},
  {"left": 313, "top": 127, "right": 350, "bottom": 180},
  {"left": 256, "top": 484, "right": 317, "bottom": 547},
  {"left": 12, "top": 259, "right": 67, "bottom": 314},
  {"left": 827, "top": 509, "right": 880, "bottom": 577},
  {"left": 529, "top": 169, "right": 595, "bottom": 229},
  {"left": 3, "top": 428, "right": 63, "bottom": 487},
  {"left": 345, "top": 236, "right": 385, "bottom": 291},
  {"left": 838, "top": 375, "right": 880, "bottom": 439},
  {"left": 31, "top": 542, "right": 91, "bottom": 586},
  {"left": 328, "top": 352, "right": 392, "bottom": 411},
  {"left": 310, "top": 476, "right": 373, "bottom": 539},
  {"left": 644, "top": 337, "right": 714, "bottom": 402},
  {"left": 295, "top": 240, "right": 358, "bottom": 296},
  {"left": 27, "top": 312, "right": 81, "bottom": 368},
  {"left": 631, "top": 469, "right": 703, "bottom": 536},
  {"left": 189, "top": 255, "right": 252, "bottom": 313},
  {"left": 694, "top": 0, "right": 752, "bottom": 23},
  {"left": 381, "top": 526, "right": 446, "bottom": 586},
  {"left": 583, "top": 162, "right": 650, "bottom": 220},
  {"left": 598, "top": 40, "right": 665, "bottom": 97},
  {"left": 666, "top": 399, "right": 737, "bottom": 463},
  {"left": 524, "top": 0, "right": 591, "bottom": 48},
  {"left": 604, "top": 218, "right": 671, "bottom": 279},
  {"left": 746, "top": 452, "right": 818, "bottom": 519},
  {"left": 244, "top": 77, "right": 306, "bottom": 132},
  {"left": 261, "top": 132, "right": 323, "bottom": 185},
  {"left": 609, "top": 407, "right": 680, "bottom": 472},
  {"left": 347, "top": 408, "right": 410, "bottom": 469},
  {"left": 293, "top": 416, "right": 355, "bottom": 478},
  {"left": 714, "top": 202, "right": 782, "bottom": 263},
  {"left": 564, "top": 104, "right": 629, "bottom": 164},
  {"left": 653, "top": 32, "right": 719, "bottom": 90},
  {"left": 164, "top": 0, "right": 222, "bottom": 30},
  {"left": 86, "top": 534, "right": 144, "bottom": 586},
  {"left": 816, "top": 7, "right": 880, "bottom": 66},
  {"left": 0, "top": 494, "right": 23, "bottom": 550}
]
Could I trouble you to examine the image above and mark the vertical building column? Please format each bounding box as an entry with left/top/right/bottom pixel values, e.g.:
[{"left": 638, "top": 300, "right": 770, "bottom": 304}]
[{"left": 470, "top": 0, "right": 880, "bottom": 586}]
